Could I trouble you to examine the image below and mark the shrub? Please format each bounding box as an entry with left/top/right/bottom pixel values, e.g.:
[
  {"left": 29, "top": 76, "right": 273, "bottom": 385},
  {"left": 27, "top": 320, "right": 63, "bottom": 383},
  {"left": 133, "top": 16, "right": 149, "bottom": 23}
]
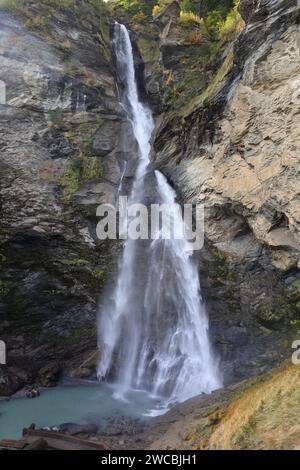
[
  {"left": 164, "top": 69, "right": 175, "bottom": 86},
  {"left": 132, "top": 10, "right": 147, "bottom": 22},
  {"left": 181, "top": 0, "right": 199, "bottom": 13},
  {"left": 60, "top": 153, "right": 103, "bottom": 197},
  {"left": 152, "top": 4, "right": 161, "bottom": 17},
  {"left": 218, "top": 1, "right": 244, "bottom": 43},
  {"left": 179, "top": 11, "right": 203, "bottom": 25},
  {"left": 111, "top": 0, "right": 157, "bottom": 17},
  {"left": 204, "top": 9, "right": 224, "bottom": 40},
  {"left": 187, "top": 29, "right": 203, "bottom": 44},
  {"left": 202, "top": 0, "right": 233, "bottom": 17},
  {"left": 151, "top": 0, "right": 173, "bottom": 17},
  {"left": 204, "top": 0, "right": 243, "bottom": 42}
]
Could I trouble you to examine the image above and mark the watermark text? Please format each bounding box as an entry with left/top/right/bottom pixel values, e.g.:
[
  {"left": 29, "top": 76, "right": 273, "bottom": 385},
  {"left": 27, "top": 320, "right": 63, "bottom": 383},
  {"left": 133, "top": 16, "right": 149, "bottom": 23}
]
[{"left": 96, "top": 197, "right": 204, "bottom": 250}]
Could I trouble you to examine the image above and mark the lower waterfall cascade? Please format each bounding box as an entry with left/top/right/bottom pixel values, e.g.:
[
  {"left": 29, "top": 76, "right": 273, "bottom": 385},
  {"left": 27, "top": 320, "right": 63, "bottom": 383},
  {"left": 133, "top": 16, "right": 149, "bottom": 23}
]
[{"left": 97, "top": 22, "right": 222, "bottom": 407}]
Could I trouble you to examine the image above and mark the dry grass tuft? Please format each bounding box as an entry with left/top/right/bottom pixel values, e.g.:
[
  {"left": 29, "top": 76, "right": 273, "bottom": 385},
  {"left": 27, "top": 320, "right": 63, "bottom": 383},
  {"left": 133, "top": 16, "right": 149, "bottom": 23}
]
[{"left": 208, "top": 365, "right": 300, "bottom": 450}]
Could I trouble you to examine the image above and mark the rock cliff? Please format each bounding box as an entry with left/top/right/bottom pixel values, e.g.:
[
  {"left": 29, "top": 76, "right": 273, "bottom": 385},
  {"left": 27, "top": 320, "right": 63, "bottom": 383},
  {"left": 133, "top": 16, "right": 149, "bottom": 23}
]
[
  {"left": 0, "top": 0, "right": 299, "bottom": 402},
  {"left": 0, "top": 0, "right": 124, "bottom": 393},
  {"left": 151, "top": 0, "right": 300, "bottom": 383}
]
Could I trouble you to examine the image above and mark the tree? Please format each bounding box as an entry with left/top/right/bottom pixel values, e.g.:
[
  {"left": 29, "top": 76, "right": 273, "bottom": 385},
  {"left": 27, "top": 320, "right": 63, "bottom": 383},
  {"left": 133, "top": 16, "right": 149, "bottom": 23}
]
[{"left": 116, "top": 0, "right": 158, "bottom": 16}]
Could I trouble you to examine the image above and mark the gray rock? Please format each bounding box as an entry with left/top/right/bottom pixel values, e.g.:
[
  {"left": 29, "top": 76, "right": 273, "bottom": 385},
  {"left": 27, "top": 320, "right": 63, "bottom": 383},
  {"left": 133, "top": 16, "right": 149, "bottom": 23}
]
[
  {"left": 37, "top": 363, "right": 61, "bottom": 388},
  {"left": 59, "top": 423, "right": 99, "bottom": 436},
  {"left": 25, "top": 438, "right": 48, "bottom": 450},
  {"left": 152, "top": 0, "right": 300, "bottom": 384},
  {"left": 238, "top": 0, "right": 260, "bottom": 23},
  {"left": 93, "top": 120, "right": 121, "bottom": 157},
  {"left": 0, "top": 5, "right": 121, "bottom": 393},
  {"left": 0, "top": 366, "right": 24, "bottom": 396}
]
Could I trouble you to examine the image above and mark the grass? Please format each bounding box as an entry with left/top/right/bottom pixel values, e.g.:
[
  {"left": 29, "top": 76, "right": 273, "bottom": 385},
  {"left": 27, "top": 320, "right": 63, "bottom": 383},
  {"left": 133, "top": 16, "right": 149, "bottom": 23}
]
[
  {"left": 179, "top": 11, "right": 203, "bottom": 25},
  {"left": 208, "top": 365, "right": 300, "bottom": 450},
  {"left": 218, "top": 0, "right": 244, "bottom": 44}
]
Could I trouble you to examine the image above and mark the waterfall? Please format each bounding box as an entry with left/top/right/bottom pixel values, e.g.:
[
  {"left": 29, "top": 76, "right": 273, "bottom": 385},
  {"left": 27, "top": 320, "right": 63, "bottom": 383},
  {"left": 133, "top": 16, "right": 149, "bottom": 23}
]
[{"left": 97, "top": 23, "right": 221, "bottom": 406}]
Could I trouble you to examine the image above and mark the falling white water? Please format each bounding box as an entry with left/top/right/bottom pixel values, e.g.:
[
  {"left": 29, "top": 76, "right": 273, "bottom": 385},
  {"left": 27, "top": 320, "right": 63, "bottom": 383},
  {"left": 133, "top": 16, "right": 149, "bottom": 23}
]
[{"left": 97, "top": 23, "right": 221, "bottom": 406}]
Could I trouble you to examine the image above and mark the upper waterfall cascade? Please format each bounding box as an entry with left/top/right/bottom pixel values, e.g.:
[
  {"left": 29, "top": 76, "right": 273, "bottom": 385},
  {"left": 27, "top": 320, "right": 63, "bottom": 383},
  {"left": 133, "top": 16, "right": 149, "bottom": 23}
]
[{"left": 97, "top": 22, "right": 221, "bottom": 406}]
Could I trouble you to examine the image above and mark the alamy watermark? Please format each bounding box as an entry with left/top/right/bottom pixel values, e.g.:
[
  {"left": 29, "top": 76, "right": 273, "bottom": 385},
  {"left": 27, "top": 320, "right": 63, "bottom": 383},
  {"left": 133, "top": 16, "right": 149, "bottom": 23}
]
[
  {"left": 95, "top": 197, "right": 205, "bottom": 251},
  {"left": 0, "top": 340, "right": 6, "bottom": 365}
]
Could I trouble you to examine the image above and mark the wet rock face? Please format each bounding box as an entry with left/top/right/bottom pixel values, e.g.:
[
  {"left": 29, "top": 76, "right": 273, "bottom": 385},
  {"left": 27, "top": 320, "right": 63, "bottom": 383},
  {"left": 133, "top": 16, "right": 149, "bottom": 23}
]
[
  {"left": 153, "top": 0, "right": 300, "bottom": 382},
  {"left": 93, "top": 120, "right": 121, "bottom": 157},
  {"left": 0, "top": 4, "right": 126, "bottom": 392},
  {"left": 0, "top": 0, "right": 299, "bottom": 400},
  {"left": 238, "top": 0, "right": 260, "bottom": 23},
  {"left": 239, "top": 0, "right": 297, "bottom": 25}
]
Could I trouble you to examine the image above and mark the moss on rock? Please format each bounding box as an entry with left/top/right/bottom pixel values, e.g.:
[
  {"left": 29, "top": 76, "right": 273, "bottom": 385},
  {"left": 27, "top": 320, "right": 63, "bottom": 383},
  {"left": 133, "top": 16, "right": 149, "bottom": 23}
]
[
  {"left": 0, "top": 280, "right": 10, "bottom": 299},
  {"left": 182, "top": 49, "right": 234, "bottom": 116},
  {"left": 60, "top": 153, "right": 103, "bottom": 198}
]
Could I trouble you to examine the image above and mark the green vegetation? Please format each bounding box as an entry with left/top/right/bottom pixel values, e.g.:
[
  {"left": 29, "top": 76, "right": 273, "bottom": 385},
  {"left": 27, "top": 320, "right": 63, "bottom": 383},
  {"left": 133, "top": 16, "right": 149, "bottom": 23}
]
[
  {"left": 153, "top": 1, "right": 243, "bottom": 44},
  {"left": 252, "top": 281, "right": 300, "bottom": 330},
  {"left": 217, "top": 1, "right": 244, "bottom": 43},
  {"left": 137, "top": 36, "right": 160, "bottom": 65},
  {"left": 60, "top": 258, "right": 90, "bottom": 267},
  {"left": 48, "top": 108, "right": 65, "bottom": 126},
  {"left": 0, "top": 280, "right": 10, "bottom": 299},
  {"left": 106, "top": 0, "right": 234, "bottom": 20},
  {"left": 108, "top": 0, "right": 157, "bottom": 17},
  {"left": 144, "top": 1, "right": 243, "bottom": 113},
  {"left": 0, "top": 0, "right": 106, "bottom": 11},
  {"left": 209, "top": 364, "right": 300, "bottom": 450},
  {"left": 91, "top": 267, "right": 109, "bottom": 282},
  {"left": 200, "top": 49, "right": 233, "bottom": 99},
  {"left": 0, "top": 254, "right": 7, "bottom": 266},
  {"left": 48, "top": 326, "right": 97, "bottom": 348},
  {"left": 254, "top": 303, "right": 286, "bottom": 326},
  {"left": 179, "top": 364, "right": 300, "bottom": 450},
  {"left": 60, "top": 153, "right": 103, "bottom": 197},
  {"left": 181, "top": 49, "right": 234, "bottom": 116},
  {"left": 179, "top": 10, "right": 203, "bottom": 25},
  {"left": 292, "top": 279, "right": 300, "bottom": 294},
  {"left": 59, "top": 119, "right": 105, "bottom": 197},
  {"left": 56, "top": 252, "right": 112, "bottom": 290}
]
